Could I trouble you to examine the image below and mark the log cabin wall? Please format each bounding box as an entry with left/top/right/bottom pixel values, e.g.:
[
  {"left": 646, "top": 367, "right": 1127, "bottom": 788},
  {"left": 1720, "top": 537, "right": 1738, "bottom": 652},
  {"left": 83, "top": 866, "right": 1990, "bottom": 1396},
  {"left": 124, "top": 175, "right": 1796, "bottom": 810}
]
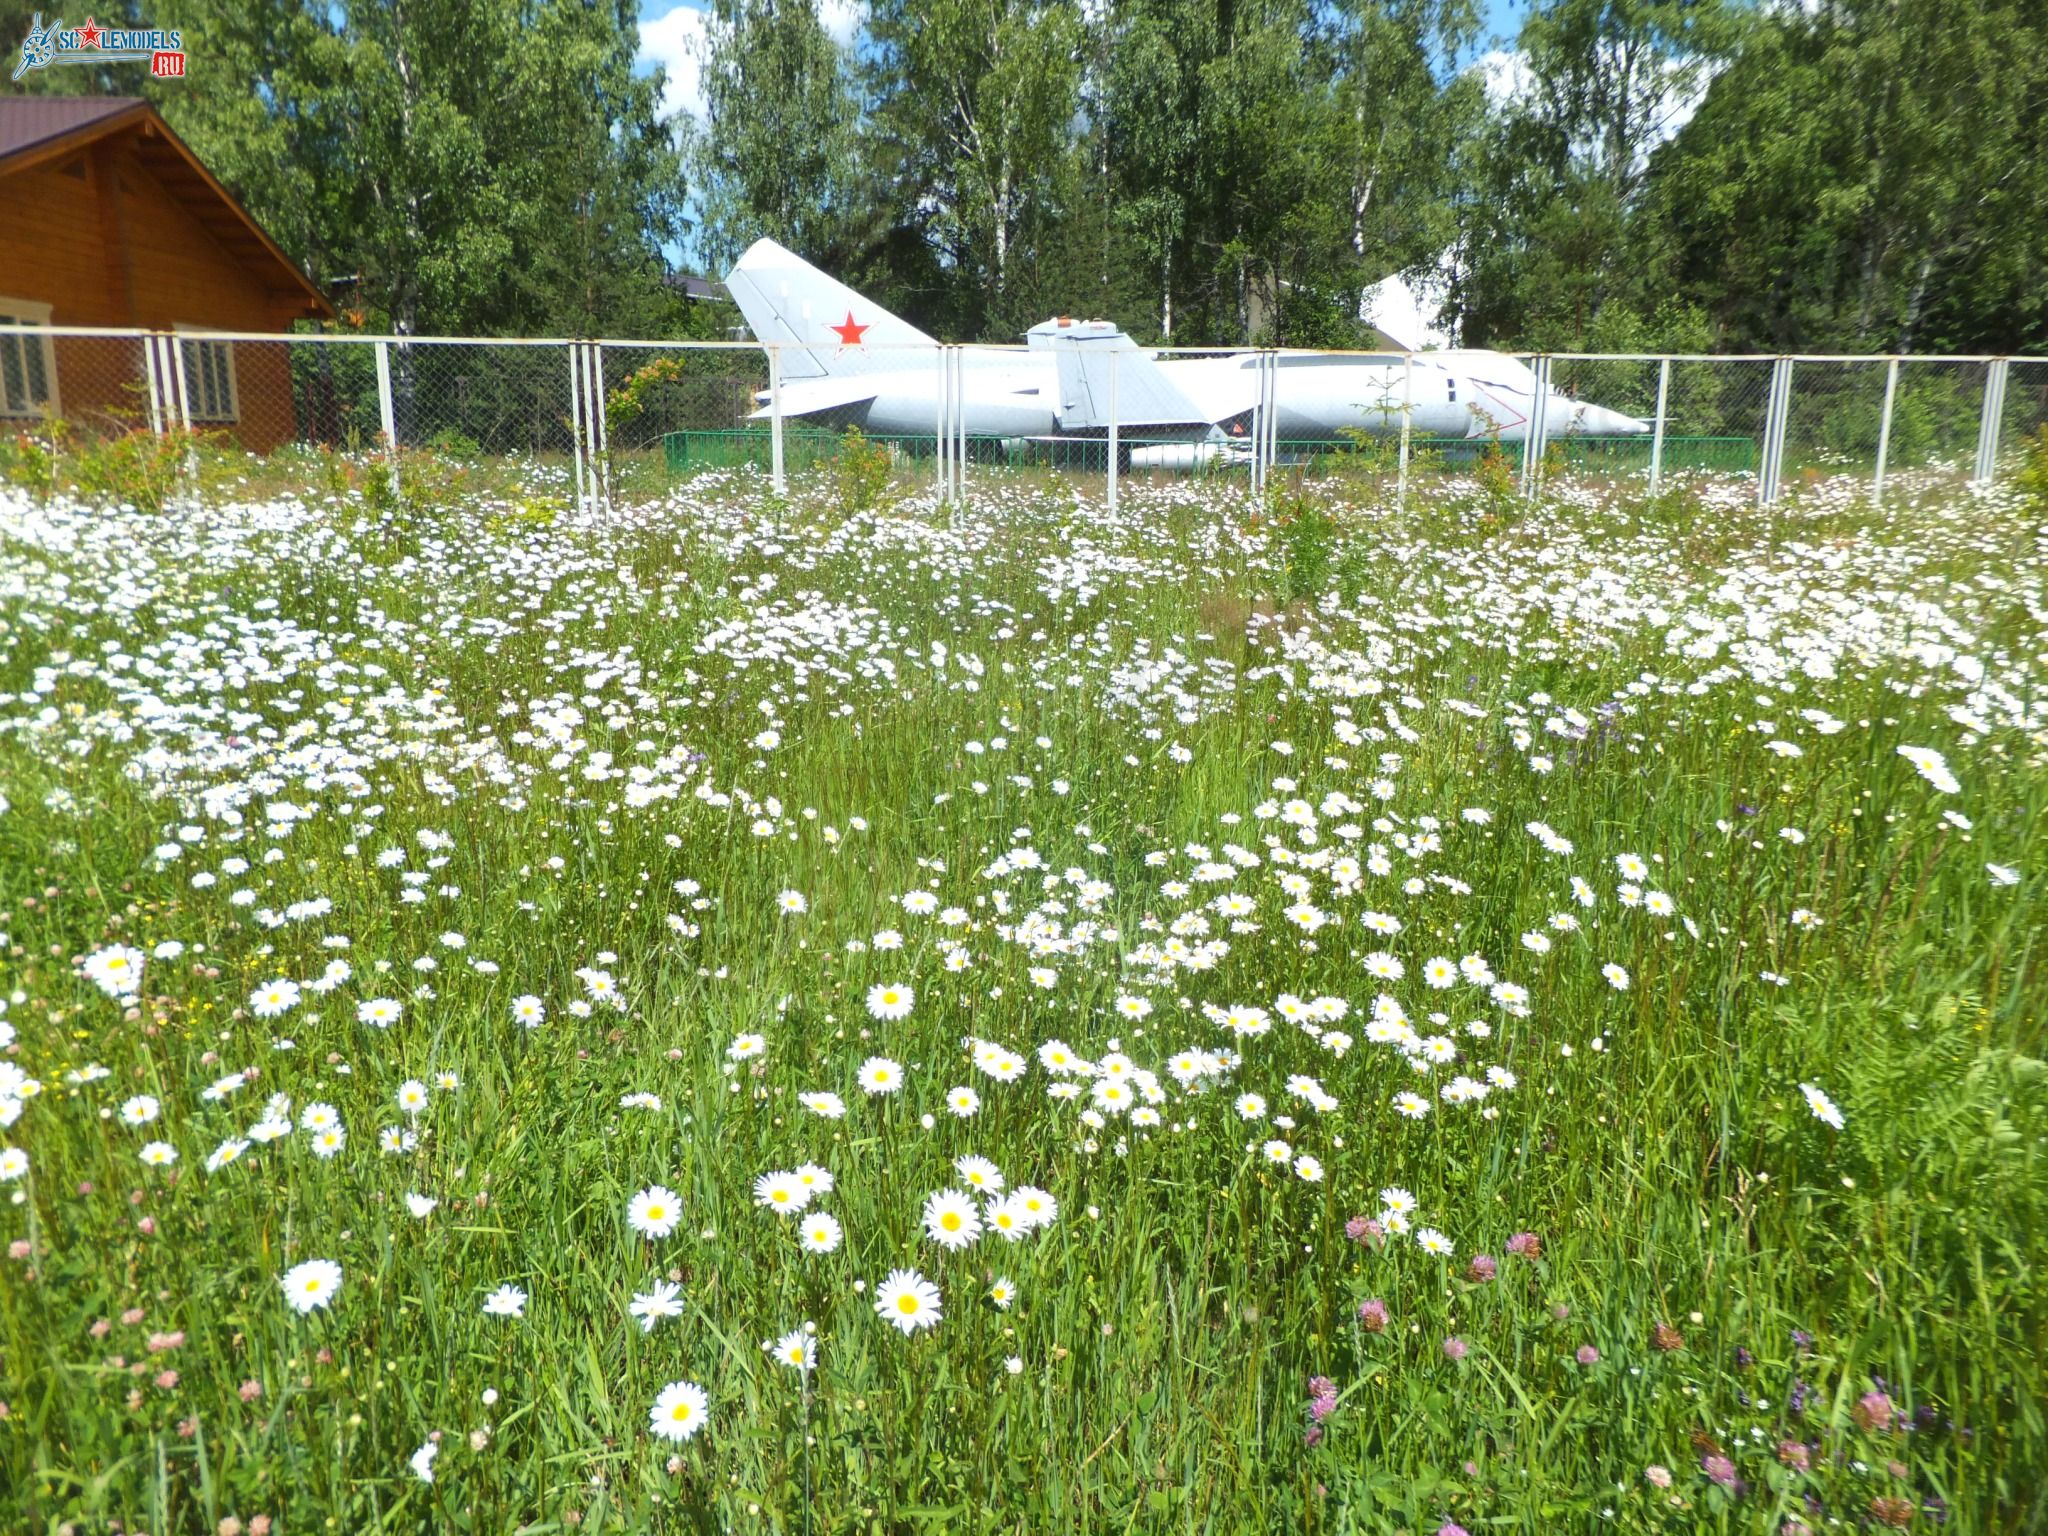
[{"left": 0, "top": 107, "right": 328, "bottom": 452}]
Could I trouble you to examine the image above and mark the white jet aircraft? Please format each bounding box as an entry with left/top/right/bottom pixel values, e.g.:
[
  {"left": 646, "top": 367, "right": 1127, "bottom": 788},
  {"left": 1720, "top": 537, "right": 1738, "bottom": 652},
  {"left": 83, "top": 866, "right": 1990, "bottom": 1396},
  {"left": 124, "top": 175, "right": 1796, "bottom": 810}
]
[{"left": 722, "top": 238, "right": 1648, "bottom": 458}]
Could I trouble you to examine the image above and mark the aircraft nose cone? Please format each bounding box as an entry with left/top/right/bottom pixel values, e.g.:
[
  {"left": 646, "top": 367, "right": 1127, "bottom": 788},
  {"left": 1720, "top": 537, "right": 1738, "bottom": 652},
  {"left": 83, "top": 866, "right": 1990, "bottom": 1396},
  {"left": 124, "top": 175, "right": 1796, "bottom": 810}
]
[{"left": 1570, "top": 403, "right": 1652, "bottom": 436}]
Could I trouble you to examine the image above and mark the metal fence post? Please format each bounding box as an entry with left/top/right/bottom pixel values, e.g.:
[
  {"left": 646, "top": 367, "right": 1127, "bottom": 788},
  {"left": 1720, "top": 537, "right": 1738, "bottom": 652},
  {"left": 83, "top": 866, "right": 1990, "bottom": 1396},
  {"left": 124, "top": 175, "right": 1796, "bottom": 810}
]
[
  {"left": 372, "top": 339, "right": 399, "bottom": 497},
  {"left": 1236, "top": 350, "right": 1253, "bottom": 495},
  {"left": 1252, "top": 352, "right": 1264, "bottom": 498},
  {"left": 953, "top": 346, "right": 968, "bottom": 502},
  {"left": 1873, "top": 356, "right": 1899, "bottom": 506},
  {"left": 1520, "top": 356, "right": 1535, "bottom": 498},
  {"left": 1779, "top": 355, "right": 1796, "bottom": 500},
  {"left": 768, "top": 344, "right": 785, "bottom": 496},
  {"left": 567, "top": 341, "right": 587, "bottom": 514},
  {"left": 1648, "top": 357, "right": 1670, "bottom": 496},
  {"left": 1758, "top": 355, "right": 1793, "bottom": 506},
  {"left": 146, "top": 335, "right": 162, "bottom": 432},
  {"left": 1106, "top": 348, "right": 1119, "bottom": 512},
  {"left": 952, "top": 345, "right": 962, "bottom": 503},
  {"left": 142, "top": 333, "right": 165, "bottom": 435},
  {"left": 934, "top": 346, "right": 949, "bottom": 501},
  {"left": 1521, "top": 355, "right": 1550, "bottom": 499},
  {"left": 590, "top": 342, "right": 611, "bottom": 513},
  {"left": 165, "top": 332, "right": 192, "bottom": 433},
  {"left": 163, "top": 331, "right": 198, "bottom": 490},
  {"left": 1251, "top": 350, "right": 1276, "bottom": 499},
  {"left": 588, "top": 343, "right": 601, "bottom": 506},
  {"left": 1267, "top": 350, "right": 1280, "bottom": 489},
  {"left": 1396, "top": 353, "right": 1414, "bottom": 512},
  {"left": 1974, "top": 358, "right": 2009, "bottom": 483},
  {"left": 942, "top": 345, "right": 959, "bottom": 505},
  {"left": 1757, "top": 357, "right": 1776, "bottom": 505}
]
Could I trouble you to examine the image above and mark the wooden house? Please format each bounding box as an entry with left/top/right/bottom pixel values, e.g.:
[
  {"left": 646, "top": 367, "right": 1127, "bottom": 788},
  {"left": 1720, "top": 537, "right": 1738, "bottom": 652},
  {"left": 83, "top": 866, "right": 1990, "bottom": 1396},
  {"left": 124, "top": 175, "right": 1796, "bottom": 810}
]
[{"left": 0, "top": 96, "right": 332, "bottom": 451}]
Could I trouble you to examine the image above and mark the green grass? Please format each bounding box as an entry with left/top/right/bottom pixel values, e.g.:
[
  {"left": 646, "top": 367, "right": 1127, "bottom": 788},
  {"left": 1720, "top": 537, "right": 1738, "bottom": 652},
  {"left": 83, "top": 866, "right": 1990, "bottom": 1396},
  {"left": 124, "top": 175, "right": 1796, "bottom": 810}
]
[{"left": 0, "top": 456, "right": 2042, "bottom": 1534}]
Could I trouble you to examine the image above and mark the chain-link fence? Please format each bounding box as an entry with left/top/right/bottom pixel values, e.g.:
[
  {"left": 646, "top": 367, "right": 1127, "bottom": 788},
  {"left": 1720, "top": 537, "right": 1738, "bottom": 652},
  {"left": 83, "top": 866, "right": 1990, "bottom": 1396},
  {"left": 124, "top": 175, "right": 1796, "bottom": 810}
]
[
  {"left": 1778, "top": 358, "right": 1892, "bottom": 482},
  {"left": 1, "top": 331, "right": 154, "bottom": 438},
  {"left": 2005, "top": 361, "right": 2048, "bottom": 468},
  {"left": 1884, "top": 360, "right": 1987, "bottom": 479},
  {"left": 2, "top": 326, "right": 2042, "bottom": 512}
]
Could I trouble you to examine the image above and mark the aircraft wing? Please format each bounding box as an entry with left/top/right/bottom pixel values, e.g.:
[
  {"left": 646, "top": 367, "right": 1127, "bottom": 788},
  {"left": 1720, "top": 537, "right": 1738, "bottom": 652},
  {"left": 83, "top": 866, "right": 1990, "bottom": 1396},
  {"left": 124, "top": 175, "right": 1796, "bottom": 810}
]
[
  {"left": 1151, "top": 357, "right": 1265, "bottom": 432},
  {"left": 745, "top": 376, "right": 883, "bottom": 420}
]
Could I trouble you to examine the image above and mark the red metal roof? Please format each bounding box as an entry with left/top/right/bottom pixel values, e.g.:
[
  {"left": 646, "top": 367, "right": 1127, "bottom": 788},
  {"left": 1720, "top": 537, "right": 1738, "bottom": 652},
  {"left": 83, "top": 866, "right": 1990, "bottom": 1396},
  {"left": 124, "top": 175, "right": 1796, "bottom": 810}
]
[{"left": 0, "top": 95, "right": 145, "bottom": 162}]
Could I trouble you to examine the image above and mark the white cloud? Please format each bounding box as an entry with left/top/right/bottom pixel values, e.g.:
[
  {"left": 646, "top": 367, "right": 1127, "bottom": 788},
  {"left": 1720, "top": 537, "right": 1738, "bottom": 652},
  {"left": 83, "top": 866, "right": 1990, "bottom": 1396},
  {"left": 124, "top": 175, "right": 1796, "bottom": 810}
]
[
  {"left": 638, "top": 0, "right": 866, "bottom": 123},
  {"left": 639, "top": 2, "right": 711, "bottom": 122},
  {"left": 1360, "top": 272, "right": 1454, "bottom": 351},
  {"left": 1642, "top": 66, "right": 1716, "bottom": 150},
  {"left": 819, "top": 0, "right": 865, "bottom": 47},
  {"left": 1468, "top": 45, "right": 1718, "bottom": 160},
  {"left": 1474, "top": 47, "right": 1534, "bottom": 108}
]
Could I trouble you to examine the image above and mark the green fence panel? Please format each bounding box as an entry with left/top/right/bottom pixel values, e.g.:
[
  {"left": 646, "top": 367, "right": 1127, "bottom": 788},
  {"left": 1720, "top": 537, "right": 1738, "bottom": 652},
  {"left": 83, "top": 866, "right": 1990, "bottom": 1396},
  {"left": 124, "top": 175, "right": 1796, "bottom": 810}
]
[{"left": 661, "top": 430, "right": 1758, "bottom": 482}]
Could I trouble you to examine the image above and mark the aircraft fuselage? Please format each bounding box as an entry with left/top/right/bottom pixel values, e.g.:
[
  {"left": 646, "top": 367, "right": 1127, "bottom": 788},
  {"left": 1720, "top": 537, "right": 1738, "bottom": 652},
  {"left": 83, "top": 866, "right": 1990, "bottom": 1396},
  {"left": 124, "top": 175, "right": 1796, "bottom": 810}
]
[{"left": 769, "top": 347, "right": 1645, "bottom": 444}]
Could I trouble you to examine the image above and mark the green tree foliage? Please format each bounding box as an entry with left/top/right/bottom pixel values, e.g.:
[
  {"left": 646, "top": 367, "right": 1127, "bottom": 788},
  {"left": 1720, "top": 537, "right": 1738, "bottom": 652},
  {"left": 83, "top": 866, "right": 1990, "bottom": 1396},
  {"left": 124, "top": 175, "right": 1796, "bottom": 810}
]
[
  {"left": 1455, "top": 0, "right": 2046, "bottom": 354},
  {"left": 692, "top": 0, "right": 861, "bottom": 274},
  {"left": 1086, "top": 0, "right": 1198, "bottom": 337},
  {"left": 0, "top": 0, "right": 688, "bottom": 336},
  {"left": 1039, "top": 0, "right": 1477, "bottom": 346},
  {"left": 864, "top": 0, "right": 1087, "bottom": 338},
  {"left": 1641, "top": 0, "right": 2048, "bottom": 353},
  {"left": 1325, "top": 0, "right": 1485, "bottom": 306},
  {"left": 1188, "top": 0, "right": 1349, "bottom": 344},
  {"left": 4, "top": 0, "right": 2041, "bottom": 352},
  {"left": 228, "top": 0, "right": 680, "bottom": 336},
  {"left": 1453, "top": 0, "right": 1744, "bottom": 349}
]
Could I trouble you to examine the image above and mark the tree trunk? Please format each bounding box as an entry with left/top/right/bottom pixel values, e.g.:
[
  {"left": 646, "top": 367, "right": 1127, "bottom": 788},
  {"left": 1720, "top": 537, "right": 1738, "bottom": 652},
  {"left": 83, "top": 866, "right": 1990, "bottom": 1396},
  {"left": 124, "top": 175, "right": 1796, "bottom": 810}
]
[
  {"left": 390, "top": 1, "right": 422, "bottom": 442},
  {"left": 1852, "top": 227, "right": 1890, "bottom": 344},
  {"left": 995, "top": 161, "right": 1010, "bottom": 295},
  {"left": 1896, "top": 251, "right": 1935, "bottom": 352},
  {"left": 392, "top": 292, "right": 419, "bottom": 447}
]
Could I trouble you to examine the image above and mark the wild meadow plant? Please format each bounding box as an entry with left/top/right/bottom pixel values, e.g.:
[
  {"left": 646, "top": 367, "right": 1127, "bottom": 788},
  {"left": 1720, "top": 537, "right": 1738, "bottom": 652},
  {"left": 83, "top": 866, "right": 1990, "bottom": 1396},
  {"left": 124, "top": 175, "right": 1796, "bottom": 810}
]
[{"left": 0, "top": 460, "right": 2041, "bottom": 1533}]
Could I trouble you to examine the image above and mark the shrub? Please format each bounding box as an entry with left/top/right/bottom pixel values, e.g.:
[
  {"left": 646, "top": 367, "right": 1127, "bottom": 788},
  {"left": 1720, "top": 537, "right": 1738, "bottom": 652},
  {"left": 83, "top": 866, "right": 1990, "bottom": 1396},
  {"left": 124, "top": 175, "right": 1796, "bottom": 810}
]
[
  {"left": 2016, "top": 425, "right": 2048, "bottom": 511},
  {"left": 0, "top": 418, "right": 65, "bottom": 498},
  {"left": 1269, "top": 488, "right": 1336, "bottom": 606},
  {"left": 606, "top": 356, "right": 691, "bottom": 430},
  {"left": 1471, "top": 439, "right": 1519, "bottom": 521},
  {"left": 426, "top": 428, "right": 482, "bottom": 459},
  {"left": 833, "top": 425, "right": 893, "bottom": 516},
  {"left": 66, "top": 428, "right": 209, "bottom": 513}
]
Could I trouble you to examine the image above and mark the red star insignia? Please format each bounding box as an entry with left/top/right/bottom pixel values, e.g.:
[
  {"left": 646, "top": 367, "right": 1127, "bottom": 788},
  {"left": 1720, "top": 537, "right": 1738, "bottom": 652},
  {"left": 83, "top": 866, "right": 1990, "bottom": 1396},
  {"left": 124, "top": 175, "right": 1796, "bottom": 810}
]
[
  {"left": 76, "top": 16, "right": 104, "bottom": 46},
  {"left": 829, "top": 311, "right": 868, "bottom": 345}
]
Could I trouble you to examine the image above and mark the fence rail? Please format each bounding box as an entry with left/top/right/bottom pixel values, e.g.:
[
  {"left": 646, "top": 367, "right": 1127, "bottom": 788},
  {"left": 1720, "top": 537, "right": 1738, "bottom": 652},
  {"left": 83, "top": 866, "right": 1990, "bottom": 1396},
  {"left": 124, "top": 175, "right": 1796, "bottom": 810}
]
[{"left": 3, "top": 325, "right": 2043, "bottom": 513}]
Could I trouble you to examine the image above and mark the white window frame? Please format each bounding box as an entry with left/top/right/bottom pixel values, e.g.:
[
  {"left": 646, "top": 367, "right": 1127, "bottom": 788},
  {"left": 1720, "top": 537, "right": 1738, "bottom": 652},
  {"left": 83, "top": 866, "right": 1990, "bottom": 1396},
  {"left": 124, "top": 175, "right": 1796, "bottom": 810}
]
[
  {"left": 0, "top": 296, "right": 60, "bottom": 419},
  {"left": 174, "top": 324, "right": 241, "bottom": 424}
]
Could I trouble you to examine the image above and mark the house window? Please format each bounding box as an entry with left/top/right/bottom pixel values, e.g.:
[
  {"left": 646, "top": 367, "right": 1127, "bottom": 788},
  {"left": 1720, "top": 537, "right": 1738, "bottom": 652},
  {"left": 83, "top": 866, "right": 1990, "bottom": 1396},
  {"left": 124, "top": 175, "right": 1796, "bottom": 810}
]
[
  {"left": 176, "top": 330, "right": 240, "bottom": 423},
  {"left": 0, "top": 298, "right": 58, "bottom": 419}
]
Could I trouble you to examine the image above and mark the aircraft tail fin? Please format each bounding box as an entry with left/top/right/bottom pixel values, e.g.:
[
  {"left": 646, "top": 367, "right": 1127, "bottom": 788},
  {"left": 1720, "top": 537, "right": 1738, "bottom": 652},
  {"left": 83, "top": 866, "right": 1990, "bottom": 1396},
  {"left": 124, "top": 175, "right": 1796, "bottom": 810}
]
[
  {"left": 724, "top": 238, "right": 936, "bottom": 380},
  {"left": 1027, "top": 318, "right": 1209, "bottom": 435}
]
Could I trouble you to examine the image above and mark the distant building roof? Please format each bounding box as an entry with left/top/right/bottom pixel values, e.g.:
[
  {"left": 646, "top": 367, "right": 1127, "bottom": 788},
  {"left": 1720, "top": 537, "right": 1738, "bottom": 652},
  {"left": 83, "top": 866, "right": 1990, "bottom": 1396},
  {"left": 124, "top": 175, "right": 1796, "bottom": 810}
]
[
  {"left": 0, "top": 95, "right": 147, "bottom": 161},
  {"left": 665, "top": 272, "right": 727, "bottom": 302}
]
